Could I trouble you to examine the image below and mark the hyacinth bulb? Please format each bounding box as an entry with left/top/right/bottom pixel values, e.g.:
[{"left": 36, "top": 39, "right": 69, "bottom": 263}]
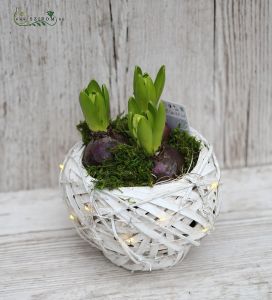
[
  {"left": 83, "top": 136, "right": 119, "bottom": 166},
  {"left": 152, "top": 146, "right": 184, "bottom": 180}
]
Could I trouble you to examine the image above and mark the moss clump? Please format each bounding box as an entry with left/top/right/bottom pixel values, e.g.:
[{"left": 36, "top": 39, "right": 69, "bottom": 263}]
[
  {"left": 168, "top": 128, "right": 201, "bottom": 172},
  {"left": 77, "top": 116, "right": 202, "bottom": 190},
  {"left": 76, "top": 121, "right": 92, "bottom": 145},
  {"left": 86, "top": 143, "right": 154, "bottom": 190},
  {"left": 109, "top": 114, "right": 135, "bottom": 144},
  {"left": 110, "top": 114, "right": 129, "bottom": 135}
]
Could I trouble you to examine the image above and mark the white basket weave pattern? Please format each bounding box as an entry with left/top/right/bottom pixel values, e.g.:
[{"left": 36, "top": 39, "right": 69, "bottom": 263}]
[{"left": 59, "top": 129, "right": 220, "bottom": 271}]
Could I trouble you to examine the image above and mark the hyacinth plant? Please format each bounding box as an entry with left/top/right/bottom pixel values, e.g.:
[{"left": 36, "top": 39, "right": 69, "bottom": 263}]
[
  {"left": 77, "top": 66, "right": 201, "bottom": 189},
  {"left": 129, "top": 65, "right": 165, "bottom": 112},
  {"left": 128, "top": 102, "right": 165, "bottom": 155},
  {"left": 128, "top": 66, "right": 166, "bottom": 155},
  {"left": 79, "top": 80, "right": 110, "bottom": 132},
  {"left": 79, "top": 79, "right": 122, "bottom": 166}
]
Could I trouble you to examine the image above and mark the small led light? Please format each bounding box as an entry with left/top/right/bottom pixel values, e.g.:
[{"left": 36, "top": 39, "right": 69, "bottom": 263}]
[
  {"left": 159, "top": 215, "right": 169, "bottom": 222},
  {"left": 210, "top": 181, "right": 218, "bottom": 191},
  {"left": 59, "top": 164, "right": 64, "bottom": 170},
  {"left": 126, "top": 237, "right": 136, "bottom": 245},
  {"left": 121, "top": 234, "right": 136, "bottom": 245},
  {"left": 128, "top": 198, "right": 136, "bottom": 204},
  {"left": 202, "top": 227, "right": 209, "bottom": 233},
  {"left": 69, "top": 214, "right": 75, "bottom": 221},
  {"left": 84, "top": 203, "right": 92, "bottom": 212}
]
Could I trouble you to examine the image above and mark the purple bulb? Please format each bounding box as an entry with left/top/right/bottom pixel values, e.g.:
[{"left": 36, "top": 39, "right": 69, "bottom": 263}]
[
  {"left": 152, "top": 146, "right": 184, "bottom": 181},
  {"left": 83, "top": 136, "right": 119, "bottom": 166}
]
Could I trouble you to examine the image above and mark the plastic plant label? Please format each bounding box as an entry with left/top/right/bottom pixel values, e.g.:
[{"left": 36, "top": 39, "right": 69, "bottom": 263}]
[{"left": 163, "top": 100, "right": 189, "bottom": 131}]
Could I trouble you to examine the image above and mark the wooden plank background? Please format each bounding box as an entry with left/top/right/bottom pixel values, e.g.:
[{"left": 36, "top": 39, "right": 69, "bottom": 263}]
[{"left": 0, "top": 0, "right": 272, "bottom": 192}]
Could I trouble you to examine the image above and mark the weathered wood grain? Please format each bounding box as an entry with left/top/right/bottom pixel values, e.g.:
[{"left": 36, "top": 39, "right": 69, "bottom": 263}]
[
  {"left": 215, "top": 0, "right": 272, "bottom": 168},
  {"left": 0, "top": 0, "right": 115, "bottom": 191},
  {"left": 0, "top": 166, "right": 272, "bottom": 300}
]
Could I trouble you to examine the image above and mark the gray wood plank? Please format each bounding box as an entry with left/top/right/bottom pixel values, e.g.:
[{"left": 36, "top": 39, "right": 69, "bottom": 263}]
[
  {"left": 0, "top": 166, "right": 271, "bottom": 299},
  {"left": 0, "top": 0, "right": 115, "bottom": 192},
  {"left": 215, "top": 0, "right": 272, "bottom": 168}
]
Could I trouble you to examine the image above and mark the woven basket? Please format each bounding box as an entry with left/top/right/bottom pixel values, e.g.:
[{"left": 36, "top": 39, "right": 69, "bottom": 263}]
[{"left": 59, "top": 128, "right": 220, "bottom": 271}]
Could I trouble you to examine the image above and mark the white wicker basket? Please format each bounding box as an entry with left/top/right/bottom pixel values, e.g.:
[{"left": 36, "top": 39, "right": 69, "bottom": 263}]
[{"left": 59, "top": 128, "right": 220, "bottom": 271}]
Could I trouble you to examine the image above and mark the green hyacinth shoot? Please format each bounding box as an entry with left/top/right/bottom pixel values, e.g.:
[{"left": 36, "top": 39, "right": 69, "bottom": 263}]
[
  {"left": 128, "top": 65, "right": 165, "bottom": 113},
  {"left": 128, "top": 65, "right": 166, "bottom": 155},
  {"left": 79, "top": 80, "right": 110, "bottom": 132},
  {"left": 128, "top": 101, "right": 166, "bottom": 156}
]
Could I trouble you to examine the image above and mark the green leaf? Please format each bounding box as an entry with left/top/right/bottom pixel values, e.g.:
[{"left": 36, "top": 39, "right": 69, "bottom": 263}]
[
  {"left": 145, "top": 111, "right": 154, "bottom": 129},
  {"left": 137, "top": 117, "right": 153, "bottom": 155},
  {"left": 89, "top": 92, "right": 96, "bottom": 104},
  {"left": 147, "top": 101, "right": 157, "bottom": 119},
  {"left": 132, "top": 114, "right": 143, "bottom": 139},
  {"left": 79, "top": 91, "right": 90, "bottom": 118},
  {"left": 86, "top": 80, "right": 102, "bottom": 95},
  {"left": 133, "top": 66, "right": 142, "bottom": 92},
  {"left": 154, "top": 65, "right": 165, "bottom": 104},
  {"left": 95, "top": 92, "right": 108, "bottom": 131},
  {"left": 79, "top": 91, "right": 97, "bottom": 131},
  {"left": 152, "top": 101, "right": 166, "bottom": 152},
  {"left": 144, "top": 75, "right": 157, "bottom": 104},
  {"left": 134, "top": 74, "right": 148, "bottom": 111},
  {"left": 102, "top": 84, "right": 110, "bottom": 118},
  {"left": 145, "top": 105, "right": 154, "bottom": 128},
  {"left": 128, "top": 97, "right": 140, "bottom": 114},
  {"left": 47, "top": 11, "right": 54, "bottom": 18},
  {"left": 88, "top": 98, "right": 100, "bottom": 131}
]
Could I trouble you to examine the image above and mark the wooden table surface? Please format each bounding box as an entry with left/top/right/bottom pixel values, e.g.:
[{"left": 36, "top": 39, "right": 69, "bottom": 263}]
[{"left": 1, "top": 166, "right": 272, "bottom": 300}]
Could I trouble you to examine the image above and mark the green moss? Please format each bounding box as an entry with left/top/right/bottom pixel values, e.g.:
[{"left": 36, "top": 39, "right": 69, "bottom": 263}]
[
  {"left": 110, "top": 114, "right": 134, "bottom": 144},
  {"left": 76, "top": 121, "right": 92, "bottom": 145},
  {"left": 110, "top": 114, "right": 129, "bottom": 134},
  {"left": 86, "top": 143, "right": 154, "bottom": 190},
  {"left": 168, "top": 128, "right": 202, "bottom": 172},
  {"left": 77, "top": 116, "right": 201, "bottom": 190}
]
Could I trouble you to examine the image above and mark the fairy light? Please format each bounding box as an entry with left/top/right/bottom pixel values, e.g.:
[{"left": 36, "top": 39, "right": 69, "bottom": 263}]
[
  {"left": 128, "top": 198, "right": 136, "bottom": 204},
  {"left": 202, "top": 227, "right": 209, "bottom": 233},
  {"left": 59, "top": 164, "right": 64, "bottom": 170},
  {"left": 69, "top": 214, "right": 75, "bottom": 221},
  {"left": 210, "top": 181, "right": 218, "bottom": 191},
  {"left": 126, "top": 237, "right": 136, "bottom": 245},
  {"left": 121, "top": 234, "right": 136, "bottom": 246},
  {"left": 84, "top": 203, "right": 92, "bottom": 212},
  {"left": 158, "top": 215, "right": 169, "bottom": 222}
]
